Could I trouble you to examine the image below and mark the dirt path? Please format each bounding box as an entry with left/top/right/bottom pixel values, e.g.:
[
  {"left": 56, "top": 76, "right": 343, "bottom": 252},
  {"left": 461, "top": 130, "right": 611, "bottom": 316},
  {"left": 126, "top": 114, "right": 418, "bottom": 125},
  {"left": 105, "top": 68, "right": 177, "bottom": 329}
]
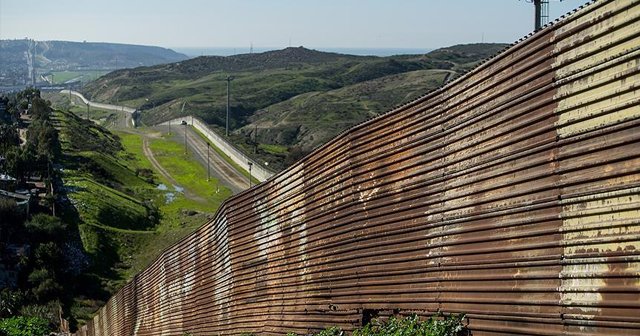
[{"left": 141, "top": 137, "right": 208, "bottom": 203}]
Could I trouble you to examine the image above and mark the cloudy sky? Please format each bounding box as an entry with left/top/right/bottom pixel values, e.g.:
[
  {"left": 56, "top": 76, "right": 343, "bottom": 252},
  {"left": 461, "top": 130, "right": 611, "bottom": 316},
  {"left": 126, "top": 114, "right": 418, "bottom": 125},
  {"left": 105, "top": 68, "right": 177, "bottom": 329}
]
[{"left": 1, "top": 0, "right": 586, "bottom": 49}]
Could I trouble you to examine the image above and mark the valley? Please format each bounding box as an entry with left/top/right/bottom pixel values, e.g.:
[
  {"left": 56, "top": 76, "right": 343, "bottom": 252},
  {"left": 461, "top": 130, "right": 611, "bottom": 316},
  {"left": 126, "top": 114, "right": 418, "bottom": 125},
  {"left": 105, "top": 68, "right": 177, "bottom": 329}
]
[{"left": 82, "top": 44, "right": 507, "bottom": 171}]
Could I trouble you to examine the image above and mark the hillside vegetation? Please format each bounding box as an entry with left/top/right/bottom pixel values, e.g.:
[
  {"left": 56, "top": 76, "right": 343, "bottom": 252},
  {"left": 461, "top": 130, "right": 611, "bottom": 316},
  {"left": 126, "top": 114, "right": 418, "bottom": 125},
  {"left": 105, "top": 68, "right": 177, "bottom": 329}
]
[
  {"left": 55, "top": 110, "right": 231, "bottom": 324},
  {"left": 0, "top": 99, "right": 230, "bottom": 329},
  {"left": 83, "top": 43, "right": 506, "bottom": 170}
]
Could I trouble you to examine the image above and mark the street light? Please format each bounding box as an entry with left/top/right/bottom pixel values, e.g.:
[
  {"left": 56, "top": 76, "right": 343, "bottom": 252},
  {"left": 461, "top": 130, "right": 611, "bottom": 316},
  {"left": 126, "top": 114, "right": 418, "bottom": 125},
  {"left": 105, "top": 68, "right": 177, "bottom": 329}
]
[
  {"left": 248, "top": 161, "right": 253, "bottom": 188},
  {"left": 175, "top": 101, "right": 187, "bottom": 135},
  {"left": 181, "top": 120, "right": 187, "bottom": 154},
  {"left": 225, "top": 76, "right": 234, "bottom": 137}
]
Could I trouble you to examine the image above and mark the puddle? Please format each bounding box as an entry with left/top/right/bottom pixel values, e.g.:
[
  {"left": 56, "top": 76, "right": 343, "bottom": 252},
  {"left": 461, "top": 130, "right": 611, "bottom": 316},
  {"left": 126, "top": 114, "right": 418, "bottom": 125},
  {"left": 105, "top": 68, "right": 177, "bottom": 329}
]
[
  {"left": 158, "top": 184, "right": 182, "bottom": 203},
  {"left": 165, "top": 192, "right": 176, "bottom": 204}
]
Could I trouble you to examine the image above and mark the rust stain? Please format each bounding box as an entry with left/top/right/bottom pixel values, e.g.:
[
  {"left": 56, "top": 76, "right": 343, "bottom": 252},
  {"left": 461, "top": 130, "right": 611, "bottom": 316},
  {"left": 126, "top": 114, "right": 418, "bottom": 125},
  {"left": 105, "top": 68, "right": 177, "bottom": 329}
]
[{"left": 74, "top": 0, "right": 640, "bottom": 335}]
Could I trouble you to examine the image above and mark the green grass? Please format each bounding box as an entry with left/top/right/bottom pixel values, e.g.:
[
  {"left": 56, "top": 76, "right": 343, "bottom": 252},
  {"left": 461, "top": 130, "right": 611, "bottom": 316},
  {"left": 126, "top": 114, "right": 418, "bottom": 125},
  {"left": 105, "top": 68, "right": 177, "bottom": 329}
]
[
  {"left": 117, "top": 132, "right": 155, "bottom": 170},
  {"left": 149, "top": 133, "right": 233, "bottom": 208},
  {"left": 55, "top": 110, "right": 233, "bottom": 324},
  {"left": 115, "top": 130, "right": 231, "bottom": 276},
  {"left": 119, "top": 130, "right": 232, "bottom": 216},
  {"left": 45, "top": 92, "right": 125, "bottom": 128},
  {"left": 65, "top": 176, "right": 152, "bottom": 231},
  {"left": 259, "top": 143, "right": 289, "bottom": 154}
]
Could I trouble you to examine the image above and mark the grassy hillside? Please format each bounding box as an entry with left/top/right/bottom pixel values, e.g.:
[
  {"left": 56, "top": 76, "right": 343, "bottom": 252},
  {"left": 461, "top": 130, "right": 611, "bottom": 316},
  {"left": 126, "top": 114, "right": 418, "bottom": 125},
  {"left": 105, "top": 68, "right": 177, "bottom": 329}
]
[
  {"left": 55, "top": 110, "right": 230, "bottom": 324},
  {"left": 239, "top": 69, "right": 450, "bottom": 156},
  {"left": 82, "top": 43, "right": 507, "bottom": 170}
]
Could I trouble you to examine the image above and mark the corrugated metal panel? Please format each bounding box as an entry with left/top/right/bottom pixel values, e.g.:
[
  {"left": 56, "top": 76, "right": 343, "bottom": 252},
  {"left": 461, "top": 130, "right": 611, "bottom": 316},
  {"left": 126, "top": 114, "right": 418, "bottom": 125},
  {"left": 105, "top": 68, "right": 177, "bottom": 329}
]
[{"left": 74, "top": 0, "right": 640, "bottom": 335}]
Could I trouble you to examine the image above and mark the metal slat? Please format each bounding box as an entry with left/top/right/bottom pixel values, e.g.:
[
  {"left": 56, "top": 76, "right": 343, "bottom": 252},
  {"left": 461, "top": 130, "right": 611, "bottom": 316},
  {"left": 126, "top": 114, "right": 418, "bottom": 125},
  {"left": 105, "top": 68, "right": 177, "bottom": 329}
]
[{"left": 75, "top": 0, "right": 640, "bottom": 335}]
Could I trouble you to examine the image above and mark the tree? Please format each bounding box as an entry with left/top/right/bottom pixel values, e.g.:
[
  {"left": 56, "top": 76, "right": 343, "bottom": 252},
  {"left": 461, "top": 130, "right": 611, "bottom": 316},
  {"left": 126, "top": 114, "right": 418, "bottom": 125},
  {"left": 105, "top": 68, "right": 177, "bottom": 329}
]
[
  {"left": 0, "top": 198, "right": 23, "bottom": 243},
  {"left": 28, "top": 98, "right": 50, "bottom": 122},
  {"left": 28, "top": 268, "right": 61, "bottom": 302},
  {"left": 32, "top": 243, "right": 64, "bottom": 270},
  {"left": 24, "top": 215, "right": 67, "bottom": 243},
  {"left": 0, "top": 125, "right": 19, "bottom": 153}
]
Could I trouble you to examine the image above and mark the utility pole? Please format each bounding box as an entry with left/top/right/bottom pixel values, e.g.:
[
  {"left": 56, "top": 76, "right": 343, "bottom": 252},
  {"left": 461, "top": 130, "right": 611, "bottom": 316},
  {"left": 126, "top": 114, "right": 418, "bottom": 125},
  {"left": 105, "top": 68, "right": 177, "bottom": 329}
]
[
  {"left": 533, "top": 0, "right": 549, "bottom": 31},
  {"left": 183, "top": 121, "right": 188, "bottom": 154},
  {"left": 225, "top": 76, "right": 234, "bottom": 137},
  {"left": 207, "top": 142, "right": 210, "bottom": 181},
  {"left": 248, "top": 162, "right": 253, "bottom": 188}
]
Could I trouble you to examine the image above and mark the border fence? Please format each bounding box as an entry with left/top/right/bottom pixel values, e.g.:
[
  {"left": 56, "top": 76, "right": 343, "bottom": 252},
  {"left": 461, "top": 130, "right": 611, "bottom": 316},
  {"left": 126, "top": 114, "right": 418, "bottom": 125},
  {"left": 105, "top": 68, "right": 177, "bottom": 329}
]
[{"left": 76, "top": 1, "right": 640, "bottom": 334}]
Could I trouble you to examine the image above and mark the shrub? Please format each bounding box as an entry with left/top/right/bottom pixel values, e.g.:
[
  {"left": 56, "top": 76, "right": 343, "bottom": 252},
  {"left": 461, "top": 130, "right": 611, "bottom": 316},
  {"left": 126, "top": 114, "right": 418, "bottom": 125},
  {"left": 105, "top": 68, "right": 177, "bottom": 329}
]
[
  {"left": 0, "top": 290, "right": 24, "bottom": 318},
  {"left": 27, "top": 269, "right": 62, "bottom": 302},
  {"left": 353, "top": 314, "right": 466, "bottom": 336},
  {"left": 24, "top": 214, "right": 68, "bottom": 243},
  {"left": 20, "top": 301, "right": 62, "bottom": 327},
  {"left": 290, "top": 313, "right": 466, "bottom": 336},
  {"left": 316, "top": 327, "right": 344, "bottom": 336},
  {"left": 0, "top": 316, "right": 51, "bottom": 336}
]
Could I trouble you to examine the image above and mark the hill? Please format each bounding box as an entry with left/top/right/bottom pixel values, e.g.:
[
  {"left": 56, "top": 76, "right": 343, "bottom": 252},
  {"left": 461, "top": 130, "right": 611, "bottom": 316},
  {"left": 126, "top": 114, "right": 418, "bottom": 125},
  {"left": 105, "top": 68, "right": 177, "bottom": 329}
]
[
  {"left": 0, "top": 39, "right": 188, "bottom": 87},
  {"left": 82, "top": 43, "right": 507, "bottom": 170},
  {"left": 55, "top": 109, "right": 230, "bottom": 325},
  {"left": 238, "top": 69, "right": 451, "bottom": 155}
]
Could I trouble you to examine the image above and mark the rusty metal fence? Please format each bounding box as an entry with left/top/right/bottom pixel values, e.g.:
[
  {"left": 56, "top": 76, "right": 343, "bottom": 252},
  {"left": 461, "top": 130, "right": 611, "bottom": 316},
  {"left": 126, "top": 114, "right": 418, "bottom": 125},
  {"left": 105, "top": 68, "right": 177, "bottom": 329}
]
[{"left": 76, "top": 0, "right": 640, "bottom": 334}]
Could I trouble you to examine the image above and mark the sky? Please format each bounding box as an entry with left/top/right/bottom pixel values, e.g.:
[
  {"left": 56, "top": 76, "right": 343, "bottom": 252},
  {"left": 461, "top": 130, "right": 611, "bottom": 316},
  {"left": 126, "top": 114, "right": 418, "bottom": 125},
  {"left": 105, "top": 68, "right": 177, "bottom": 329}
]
[{"left": 0, "top": 0, "right": 587, "bottom": 50}]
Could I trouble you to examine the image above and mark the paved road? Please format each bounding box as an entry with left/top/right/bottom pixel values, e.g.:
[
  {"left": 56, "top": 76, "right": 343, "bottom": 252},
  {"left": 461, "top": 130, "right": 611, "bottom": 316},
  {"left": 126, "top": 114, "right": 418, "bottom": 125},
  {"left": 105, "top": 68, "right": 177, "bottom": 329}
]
[
  {"left": 60, "top": 91, "right": 248, "bottom": 194},
  {"left": 157, "top": 125, "right": 248, "bottom": 194}
]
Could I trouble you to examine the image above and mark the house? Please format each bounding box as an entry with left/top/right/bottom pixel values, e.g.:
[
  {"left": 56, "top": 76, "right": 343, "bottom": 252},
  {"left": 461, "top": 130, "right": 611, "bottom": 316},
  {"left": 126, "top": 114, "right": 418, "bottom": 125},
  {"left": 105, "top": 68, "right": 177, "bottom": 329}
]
[{"left": 0, "top": 173, "right": 17, "bottom": 191}]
